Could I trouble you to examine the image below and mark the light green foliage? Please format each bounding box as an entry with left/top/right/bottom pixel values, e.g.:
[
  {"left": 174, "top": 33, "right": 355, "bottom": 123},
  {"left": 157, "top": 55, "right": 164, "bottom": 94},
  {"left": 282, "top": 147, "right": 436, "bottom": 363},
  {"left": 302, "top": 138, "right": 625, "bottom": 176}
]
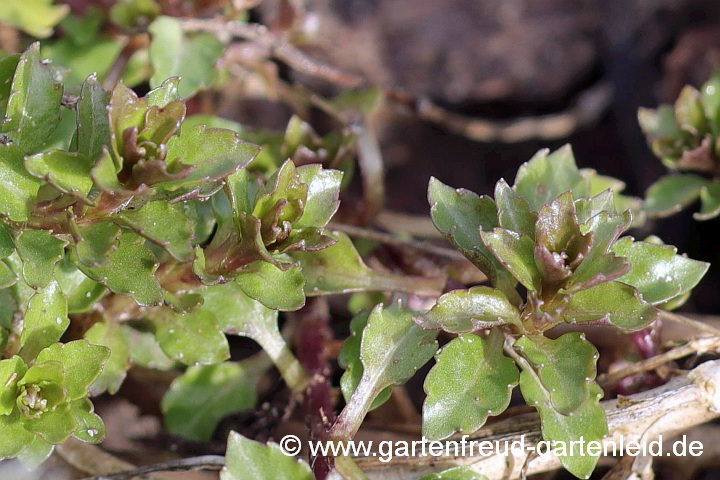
[
  {"left": 162, "top": 362, "right": 258, "bottom": 442},
  {"left": 0, "top": 340, "right": 108, "bottom": 461},
  {"left": 84, "top": 322, "right": 130, "bottom": 395},
  {"left": 149, "top": 16, "right": 225, "bottom": 98},
  {"left": 0, "top": 0, "right": 69, "bottom": 38},
  {"left": 423, "top": 330, "right": 518, "bottom": 440},
  {"left": 221, "top": 431, "right": 314, "bottom": 480}
]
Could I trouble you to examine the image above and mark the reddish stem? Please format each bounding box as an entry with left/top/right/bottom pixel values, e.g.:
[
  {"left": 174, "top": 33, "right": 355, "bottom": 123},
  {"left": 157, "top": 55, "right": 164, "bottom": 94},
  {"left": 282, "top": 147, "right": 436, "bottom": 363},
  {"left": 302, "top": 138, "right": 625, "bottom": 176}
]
[{"left": 292, "top": 298, "right": 335, "bottom": 479}]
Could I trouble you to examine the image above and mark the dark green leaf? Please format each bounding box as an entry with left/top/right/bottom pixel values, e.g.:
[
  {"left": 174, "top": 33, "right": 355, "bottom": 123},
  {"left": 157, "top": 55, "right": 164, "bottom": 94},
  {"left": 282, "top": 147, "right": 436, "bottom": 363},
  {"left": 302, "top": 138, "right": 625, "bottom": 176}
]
[
  {"left": 612, "top": 237, "right": 709, "bottom": 305},
  {"left": 563, "top": 281, "right": 656, "bottom": 330},
  {"left": 423, "top": 330, "right": 518, "bottom": 439},
  {"left": 54, "top": 257, "right": 106, "bottom": 313},
  {"left": 695, "top": 179, "right": 720, "bottom": 220},
  {"left": 480, "top": 228, "right": 541, "bottom": 291},
  {"left": 514, "top": 333, "right": 598, "bottom": 415},
  {"left": 75, "top": 74, "right": 111, "bottom": 162},
  {"left": 495, "top": 178, "right": 536, "bottom": 238},
  {"left": 644, "top": 174, "right": 708, "bottom": 217},
  {"left": 294, "top": 164, "right": 343, "bottom": 228},
  {"left": 159, "top": 124, "right": 260, "bottom": 190},
  {"left": 415, "top": 286, "right": 521, "bottom": 333},
  {"left": 25, "top": 150, "right": 94, "bottom": 201},
  {"left": 114, "top": 201, "right": 193, "bottom": 261},
  {"left": 14, "top": 230, "right": 67, "bottom": 289},
  {"left": 73, "top": 231, "right": 164, "bottom": 306},
  {"left": 1, "top": 43, "right": 64, "bottom": 154}
]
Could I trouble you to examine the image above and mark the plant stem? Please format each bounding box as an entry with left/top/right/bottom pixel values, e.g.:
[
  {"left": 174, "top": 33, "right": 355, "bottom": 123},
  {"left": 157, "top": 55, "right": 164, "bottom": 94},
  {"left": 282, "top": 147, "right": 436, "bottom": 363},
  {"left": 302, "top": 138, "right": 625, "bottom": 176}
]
[
  {"left": 328, "top": 222, "right": 468, "bottom": 262},
  {"left": 254, "top": 328, "right": 311, "bottom": 393},
  {"left": 328, "top": 375, "right": 379, "bottom": 442}
]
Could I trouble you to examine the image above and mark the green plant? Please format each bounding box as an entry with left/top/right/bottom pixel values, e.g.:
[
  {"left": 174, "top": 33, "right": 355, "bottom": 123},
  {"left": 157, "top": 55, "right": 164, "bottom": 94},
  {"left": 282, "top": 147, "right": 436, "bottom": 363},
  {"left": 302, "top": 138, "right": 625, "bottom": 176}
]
[
  {"left": 0, "top": 9, "right": 714, "bottom": 480},
  {"left": 639, "top": 72, "right": 720, "bottom": 220}
]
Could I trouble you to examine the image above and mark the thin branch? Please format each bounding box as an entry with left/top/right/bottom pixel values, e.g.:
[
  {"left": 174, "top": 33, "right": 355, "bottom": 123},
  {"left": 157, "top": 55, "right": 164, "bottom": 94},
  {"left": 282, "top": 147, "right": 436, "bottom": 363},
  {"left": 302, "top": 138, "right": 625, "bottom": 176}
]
[
  {"left": 78, "top": 455, "right": 225, "bottom": 480},
  {"left": 327, "top": 222, "right": 469, "bottom": 262},
  {"left": 597, "top": 335, "right": 720, "bottom": 387},
  {"left": 180, "top": 18, "right": 612, "bottom": 143},
  {"left": 660, "top": 310, "right": 720, "bottom": 337}
]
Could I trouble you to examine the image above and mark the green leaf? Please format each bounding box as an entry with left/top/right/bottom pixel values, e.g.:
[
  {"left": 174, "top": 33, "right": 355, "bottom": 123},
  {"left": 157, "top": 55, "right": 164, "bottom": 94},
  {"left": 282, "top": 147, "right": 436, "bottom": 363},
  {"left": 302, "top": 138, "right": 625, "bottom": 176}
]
[
  {"left": 418, "top": 467, "right": 488, "bottom": 480},
  {"left": 196, "top": 282, "right": 307, "bottom": 391},
  {"left": 428, "top": 177, "right": 512, "bottom": 289},
  {"left": 14, "top": 230, "right": 67, "bottom": 288},
  {"left": 495, "top": 178, "right": 536, "bottom": 238},
  {"left": 415, "top": 286, "right": 521, "bottom": 333},
  {"left": 84, "top": 321, "right": 130, "bottom": 396},
  {"left": 160, "top": 124, "right": 260, "bottom": 190},
  {"left": 24, "top": 150, "right": 94, "bottom": 202},
  {"left": 0, "top": 356, "right": 27, "bottom": 415},
  {"left": 68, "top": 398, "right": 104, "bottom": 443},
  {"left": 73, "top": 231, "right": 164, "bottom": 307},
  {"left": 70, "top": 220, "right": 121, "bottom": 268},
  {"left": 36, "top": 340, "right": 109, "bottom": 400},
  {"left": 121, "top": 326, "right": 175, "bottom": 370},
  {"left": 0, "top": 223, "right": 14, "bottom": 258},
  {"left": 563, "top": 281, "right": 656, "bottom": 330},
  {"left": 292, "top": 231, "right": 444, "bottom": 297},
  {"left": 675, "top": 86, "right": 708, "bottom": 133},
  {"left": 0, "top": 410, "right": 36, "bottom": 458},
  {"left": 423, "top": 330, "right": 518, "bottom": 440},
  {"left": 0, "top": 144, "right": 44, "bottom": 221},
  {"left": 162, "top": 362, "right": 258, "bottom": 442},
  {"left": 111, "top": 0, "right": 161, "bottom": 29},
  {"left": 149, "top": 16, "right": 225, "bottom": 98},
  {"left": 0, "top": 261, "right": 17, "bottom": 289},
  {"left": 695, "top": 179, "right": 720, "bottom": 220},
  {"left": 567, "top": 210, "right": 632, "bottom": 290},
  {"left": 0, "top": 0, "right": 69, "bottom": 38},
  {"left": 294, "top": 164, "right": 343, "bottom": 228},
  {"left": 513, "top": 145, "right": 589, "bottom": 211},
  {"left": 338, "top": 311, "right": 392, "bottom": 412},
  {"left": 1, "top": 43, "right": 64, "bottom": 154},
  {"left": 114, "top": 201, "right": 194, "bottom": 262},
  {"left": 221, "top": 431, "right": 314, "bottom": 480},
  {"left": 480, "top": 228, "right": 541, "bottom": 291},
  {"left": 520, "top": 376, "right": 607, "bottom": 479},
  {"left": 334, "top": 304, "right": 437, "bottom": 440},
  {"left": 54, "top": 257, "right": 106, "bottom": 313},
  {"left": 41, "top": 36, "right": 126, "bottom": 92},
  {"left": 612, "top": 237, "right": 709, "bottom": 305},
  {"left": 154, "top": 309, "right": 230, "bottom": 366},
  {"left": 514, "top": 333, "right": 598, "bottom": 415},
  {"left": 644, "top": 174, "right": 708, "bottom": 217},
  {"left": 234, "top": 262, "right": 305, "bottom": 311},
  {"left": 75, "top": 75, "right": 111, "bottom": 163},
  {"left": 19, "top": 280, "right": 69, "bottom": 361},
  {"left": 0, "top": 54, "right": 21, "bottom": 116},
  {"left": 17, "top": 435, "right": 53, "bottom": 470},
  {"left": 23, "top": 401, "right": 76, "bottom": 444}
]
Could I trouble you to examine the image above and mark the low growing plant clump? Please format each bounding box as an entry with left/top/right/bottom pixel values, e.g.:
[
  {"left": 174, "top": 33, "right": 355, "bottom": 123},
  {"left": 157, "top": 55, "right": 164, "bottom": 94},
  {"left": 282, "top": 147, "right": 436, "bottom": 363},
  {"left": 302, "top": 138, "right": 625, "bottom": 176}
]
[{"left": 0, "top": 14, "right": 714, "bottom": 480}]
